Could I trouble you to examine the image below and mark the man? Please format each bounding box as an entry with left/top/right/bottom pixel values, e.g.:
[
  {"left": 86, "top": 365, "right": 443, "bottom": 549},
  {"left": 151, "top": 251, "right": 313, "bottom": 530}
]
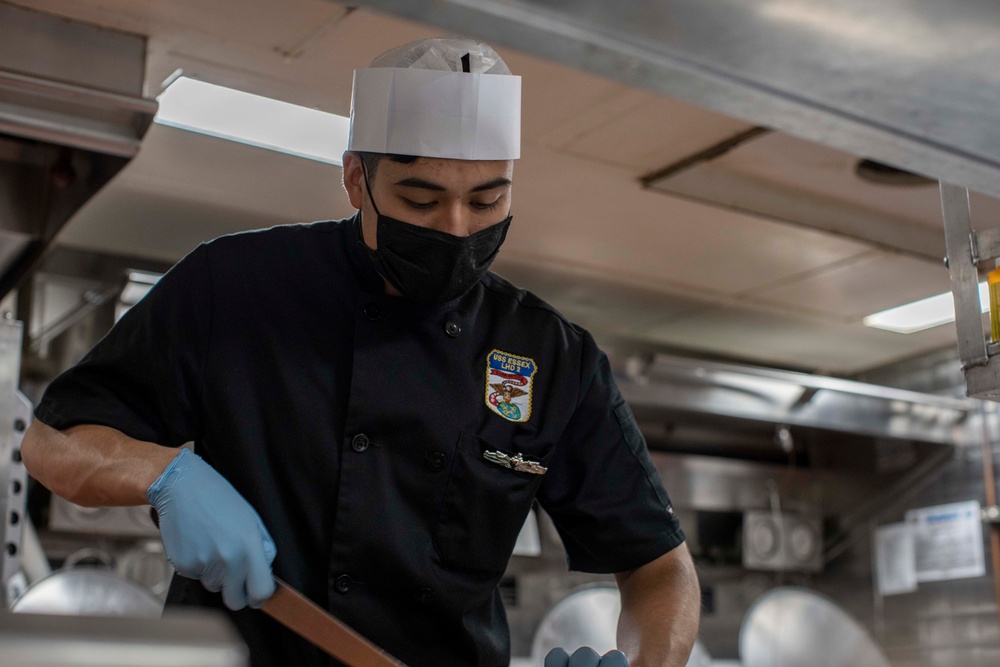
[{"left": 21, "top": 38, "right": 700, "bottom": 667}]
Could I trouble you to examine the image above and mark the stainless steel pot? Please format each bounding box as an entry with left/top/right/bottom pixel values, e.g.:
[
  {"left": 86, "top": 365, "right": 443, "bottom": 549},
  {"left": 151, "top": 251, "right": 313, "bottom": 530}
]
[{"left": 11, "top": 567, "right": 163, "bottom": 617}]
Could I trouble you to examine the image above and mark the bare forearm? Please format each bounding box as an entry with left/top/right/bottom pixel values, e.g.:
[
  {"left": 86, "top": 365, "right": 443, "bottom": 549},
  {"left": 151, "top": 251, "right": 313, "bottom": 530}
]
[
  {"left": 616, "top": 543, "right": 701, "bottom": 667},
  {"left": 21, "top": 420, "right": 179, "bottom": 507}
]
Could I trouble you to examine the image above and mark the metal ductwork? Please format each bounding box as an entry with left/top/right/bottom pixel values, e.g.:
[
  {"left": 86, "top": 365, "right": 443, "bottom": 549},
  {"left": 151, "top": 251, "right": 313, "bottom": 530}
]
[
  {"left": 0, "top": 2, "right": 156, "bottom": 300},
  {"left": 617, "top": 354, "right": 979, "bottom": 449},
  {"left": 611, "top": 354, "right": 982, "bottom": 567},
  {"left": 349, "top": 0, "right": 1000, "bottom": 200}
]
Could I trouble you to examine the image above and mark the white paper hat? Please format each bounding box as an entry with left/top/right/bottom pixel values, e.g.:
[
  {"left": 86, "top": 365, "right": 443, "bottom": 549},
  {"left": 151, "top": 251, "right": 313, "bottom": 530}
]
[{"left": 348, "top": 38, "right": 521, "bottom": 160}]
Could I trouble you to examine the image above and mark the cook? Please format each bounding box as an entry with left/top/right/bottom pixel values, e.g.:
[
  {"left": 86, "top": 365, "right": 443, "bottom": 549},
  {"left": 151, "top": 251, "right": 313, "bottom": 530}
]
[{"left": 21, "top": 37, "right": 700, "bottom": 667}]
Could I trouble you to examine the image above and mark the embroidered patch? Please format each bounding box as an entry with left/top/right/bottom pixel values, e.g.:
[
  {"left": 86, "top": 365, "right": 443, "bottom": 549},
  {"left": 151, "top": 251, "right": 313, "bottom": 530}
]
[{"left": 485, "top": 349, "right": 537, "bottom": 423}]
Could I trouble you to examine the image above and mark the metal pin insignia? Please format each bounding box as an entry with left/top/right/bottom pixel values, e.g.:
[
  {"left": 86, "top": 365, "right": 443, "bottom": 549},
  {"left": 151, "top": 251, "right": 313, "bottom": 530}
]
[{"left": 483, "top": 449, "right": 548, "bottom": 475}]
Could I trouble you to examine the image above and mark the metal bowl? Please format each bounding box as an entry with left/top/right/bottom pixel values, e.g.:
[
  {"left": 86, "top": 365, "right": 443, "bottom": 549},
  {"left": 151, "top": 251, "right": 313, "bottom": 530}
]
[
  {"left": 740, "top": 587, "right": 890, "bottom": 667},
  {"left": 530, "top": 586, "right": 621, "bottom": 662},
  {"left": 11, "top": 568, "right": 163, "bottom": 617},
  {"left": 529, "top": 585, "right": 711, "bottom": 666}
]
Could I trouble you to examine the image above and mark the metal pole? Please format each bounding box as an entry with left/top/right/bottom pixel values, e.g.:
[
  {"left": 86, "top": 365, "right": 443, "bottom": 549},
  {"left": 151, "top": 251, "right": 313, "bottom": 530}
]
[
  {"left": 870, "top": 520, "right": 886, "bottom": 645},
  {"left": 978, "top": 404, "right": 1000, "bottom": 629},
  {"left": 941, "top": 183, "right": 988, "bottom": 369}
]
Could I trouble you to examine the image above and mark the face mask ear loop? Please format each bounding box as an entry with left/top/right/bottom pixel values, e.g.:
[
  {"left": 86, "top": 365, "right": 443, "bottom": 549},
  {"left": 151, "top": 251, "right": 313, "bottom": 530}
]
[{"left": 360, "top": 159, "right": 384, "bottom": 218}]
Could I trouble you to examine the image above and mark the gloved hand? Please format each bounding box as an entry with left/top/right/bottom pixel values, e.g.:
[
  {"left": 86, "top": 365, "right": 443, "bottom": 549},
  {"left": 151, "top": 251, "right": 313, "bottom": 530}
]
[
  {"left": 545, "top": 647, "right": 630, "bottom": 667},
  {"left": 147, "top": 448, "right": 276, "bottom": 610}
]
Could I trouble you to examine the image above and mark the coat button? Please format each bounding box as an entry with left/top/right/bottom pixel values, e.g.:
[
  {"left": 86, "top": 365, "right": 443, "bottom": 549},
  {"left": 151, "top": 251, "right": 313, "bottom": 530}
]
[
  {"left": 363, "top": 304, "right": 381, "bottom": 320},
  {"left": 415, "top": 587, "right": 436, "bottom": 604},
  {"left": 425, "top": 451, "right": 447, "bottom": 472},
  {"left": 351, "top": 434, "right": 370, "bottom": 452},
  {"left": 444, "top": 321, "right": 461, "bottom": 338},
  {"left": 335, "top": 574, "right": 351, "bottom": 594}
]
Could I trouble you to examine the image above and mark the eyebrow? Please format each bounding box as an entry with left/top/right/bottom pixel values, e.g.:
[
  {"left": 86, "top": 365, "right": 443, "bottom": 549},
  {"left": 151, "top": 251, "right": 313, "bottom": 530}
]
[{"left": 394, "top": 177, "right": 512, "bottom": 194}]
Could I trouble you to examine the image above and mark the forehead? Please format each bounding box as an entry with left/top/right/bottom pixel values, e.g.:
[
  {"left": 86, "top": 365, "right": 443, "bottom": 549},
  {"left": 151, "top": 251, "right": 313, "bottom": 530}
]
[{"left": 380, "top": 156, "right": 513, "bottom": 188}]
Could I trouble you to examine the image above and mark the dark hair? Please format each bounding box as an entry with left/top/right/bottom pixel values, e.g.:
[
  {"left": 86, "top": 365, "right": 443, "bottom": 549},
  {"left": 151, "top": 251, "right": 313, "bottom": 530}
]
[{"left": 357, "top": 151, "right": 419, "bottom": 179}]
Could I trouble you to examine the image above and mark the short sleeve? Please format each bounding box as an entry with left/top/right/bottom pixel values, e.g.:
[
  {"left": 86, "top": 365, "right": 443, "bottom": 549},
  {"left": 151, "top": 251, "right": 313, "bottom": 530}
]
[
  {"left": 34, "top": 244, "right": 212, "bottom": 446},
  {"left": 536, "top": 335, "right": 684, "bottom": 573}
]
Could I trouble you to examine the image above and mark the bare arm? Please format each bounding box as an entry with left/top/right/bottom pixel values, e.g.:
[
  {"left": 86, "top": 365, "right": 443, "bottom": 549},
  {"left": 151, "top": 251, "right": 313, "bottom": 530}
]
[
  {"left": 21, "top": 419, "right": 180, "bottom": 507},
  {"left": 615, "top": 542, "right": 700, "bottom": 667}
]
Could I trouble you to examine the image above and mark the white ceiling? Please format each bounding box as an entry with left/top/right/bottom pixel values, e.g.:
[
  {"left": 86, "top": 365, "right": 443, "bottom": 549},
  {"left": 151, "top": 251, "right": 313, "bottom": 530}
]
[{"left": 8, "top": 0, "right": 976, "bottom": 374}]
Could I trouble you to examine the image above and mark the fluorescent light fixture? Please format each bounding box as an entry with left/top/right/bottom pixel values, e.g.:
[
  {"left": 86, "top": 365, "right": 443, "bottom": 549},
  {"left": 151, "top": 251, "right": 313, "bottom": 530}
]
[
  {"left": 863, "top": 282, "right": 989, "bottom": 334},
  {"left": 155, "top": 76, "right": 350, "bottom": 165}
]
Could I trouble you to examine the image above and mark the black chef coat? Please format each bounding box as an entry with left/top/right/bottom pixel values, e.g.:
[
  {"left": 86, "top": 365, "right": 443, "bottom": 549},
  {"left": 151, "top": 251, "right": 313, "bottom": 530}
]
[{"left": 35, "top": 214, "right": 684, "bottom": 667}]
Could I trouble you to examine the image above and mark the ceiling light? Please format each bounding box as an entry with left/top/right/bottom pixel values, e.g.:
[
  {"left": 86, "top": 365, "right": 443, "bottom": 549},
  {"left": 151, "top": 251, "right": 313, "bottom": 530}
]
[
  {"left": 863, "top": 283, "right": 988, "bottom": 334},
  {"left": 155, "top": 76, "right": 349, "bottom": 165}
]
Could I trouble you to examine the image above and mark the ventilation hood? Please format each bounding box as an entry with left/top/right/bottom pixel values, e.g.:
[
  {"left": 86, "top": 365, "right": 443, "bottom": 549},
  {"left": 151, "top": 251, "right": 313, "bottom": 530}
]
[
  {"left": 617, "top": 353, "right": 979, "bottom": 449},
  {"left": 612, "top": 353, "right": 985, "bottom": 564},
  {"left": 0, "top": 2, "right": 155, "bottom": 299},
  {"left": 352, "top": 0, "right": 1000, "bottom": 200}
]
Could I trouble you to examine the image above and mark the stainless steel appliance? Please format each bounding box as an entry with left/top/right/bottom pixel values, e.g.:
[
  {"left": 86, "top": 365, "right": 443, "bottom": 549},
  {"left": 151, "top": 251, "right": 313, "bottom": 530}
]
[
  {"left": 0, "top": 608, "right": 248, "bottom": 667},
  {"left": 48, "top": 496, "right": 160, "bottom": 538},
  {"left": 742, "top": 511, "right": 822, "bottom": 573}
]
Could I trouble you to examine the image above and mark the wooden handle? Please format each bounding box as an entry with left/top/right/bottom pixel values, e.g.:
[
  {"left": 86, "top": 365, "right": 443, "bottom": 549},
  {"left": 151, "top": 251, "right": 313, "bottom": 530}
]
[{"left": 260, "top": 578, "right": 407, "bottom": 667}]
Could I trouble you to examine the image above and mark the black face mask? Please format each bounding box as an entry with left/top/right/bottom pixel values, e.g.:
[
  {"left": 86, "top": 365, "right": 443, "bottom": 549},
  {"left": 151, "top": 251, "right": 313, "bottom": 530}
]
[{"left": 359, "top": 164, "right": 512, "bottom": 305}]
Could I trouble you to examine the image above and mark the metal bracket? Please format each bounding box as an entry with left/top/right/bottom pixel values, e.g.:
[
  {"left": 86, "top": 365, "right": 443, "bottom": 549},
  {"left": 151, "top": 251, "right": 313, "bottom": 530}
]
[
  {"left": 2, "top": 392, "right": 31, "bottom": 605},
  {"left": 941, "top": 184, "right": 1000, "bottom": 400},
  {"left": 942, "top": 183, "right": 989, "bottom": 370},
  {"left": 0, "top": 321, "right": 28, "bottom": 608},
  {"left": 982, "top": 505, "right": 1000, "bottom": 524},
  {"left": 976, "top": 227, "right": 1000, "bottom": 265}
]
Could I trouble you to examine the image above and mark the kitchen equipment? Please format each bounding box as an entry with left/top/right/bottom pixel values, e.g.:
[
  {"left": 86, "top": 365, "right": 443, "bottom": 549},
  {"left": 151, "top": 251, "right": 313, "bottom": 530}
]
[
  {"left": 529, "top": 585, "right": 710, "bottom": 666},
  {"left": 117, "top": 540, "right": 173, "bottom": 597},
  {"left": 0, "top": 608, "right": 247, "bottom": 666},
  {"left": 49, "top": 495, "right": 160, "bottom": 537},
  {"left": 530, "top": 586, "right": 620, "bottom": 662},
  {"left": 0, "top": 321, "right": 29, "bottom": 607},
  {"left": 743, "top": 511, "right": 823, "bottom": 573},
  {"left": 10, "top": 568, "right": 162, "bottom": 617},
  {"left": 740, "top": 587, "right": 890, "bottom": 667}
]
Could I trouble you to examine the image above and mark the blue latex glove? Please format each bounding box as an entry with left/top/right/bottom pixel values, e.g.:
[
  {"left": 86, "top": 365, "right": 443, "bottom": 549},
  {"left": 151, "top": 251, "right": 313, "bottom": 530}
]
[
  {"left": 545, "top": 647, "right": 630, "bottom": 667},
  {"left": 147, "top": 448, "right": 276, "bottom": 610}
]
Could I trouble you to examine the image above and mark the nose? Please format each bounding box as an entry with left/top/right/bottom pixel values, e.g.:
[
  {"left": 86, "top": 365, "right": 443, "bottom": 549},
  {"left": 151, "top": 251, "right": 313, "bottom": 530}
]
[{"left": 434, "top": 200, "right": 472, "bottom": 237}]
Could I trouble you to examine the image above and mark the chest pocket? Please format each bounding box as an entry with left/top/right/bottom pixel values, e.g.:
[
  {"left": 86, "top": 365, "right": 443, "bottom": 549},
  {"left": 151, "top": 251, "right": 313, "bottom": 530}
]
[{"left": 433, "top": 431, "right": 549, "bottom": 574}]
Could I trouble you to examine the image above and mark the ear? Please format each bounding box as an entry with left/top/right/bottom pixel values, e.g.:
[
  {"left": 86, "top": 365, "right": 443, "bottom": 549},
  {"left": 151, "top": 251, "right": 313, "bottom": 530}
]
[{"left": 342, "top": 151, "right": 364, "bottom": 210}]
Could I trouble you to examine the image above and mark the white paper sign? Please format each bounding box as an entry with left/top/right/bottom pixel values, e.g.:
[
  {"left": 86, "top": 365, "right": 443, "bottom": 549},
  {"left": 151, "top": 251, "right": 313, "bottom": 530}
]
[
  {"left": 874, "top": 522, "right": 917, "bottom": 595},
  {"left": 905, "top": 500, "right": 986, "bottom": 583}
]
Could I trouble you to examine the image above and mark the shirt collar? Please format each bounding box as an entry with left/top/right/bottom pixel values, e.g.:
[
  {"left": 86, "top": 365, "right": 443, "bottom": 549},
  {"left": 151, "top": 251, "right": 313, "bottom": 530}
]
[{"left": 345, "top": 211, "right": 388, "bottom": 293}]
